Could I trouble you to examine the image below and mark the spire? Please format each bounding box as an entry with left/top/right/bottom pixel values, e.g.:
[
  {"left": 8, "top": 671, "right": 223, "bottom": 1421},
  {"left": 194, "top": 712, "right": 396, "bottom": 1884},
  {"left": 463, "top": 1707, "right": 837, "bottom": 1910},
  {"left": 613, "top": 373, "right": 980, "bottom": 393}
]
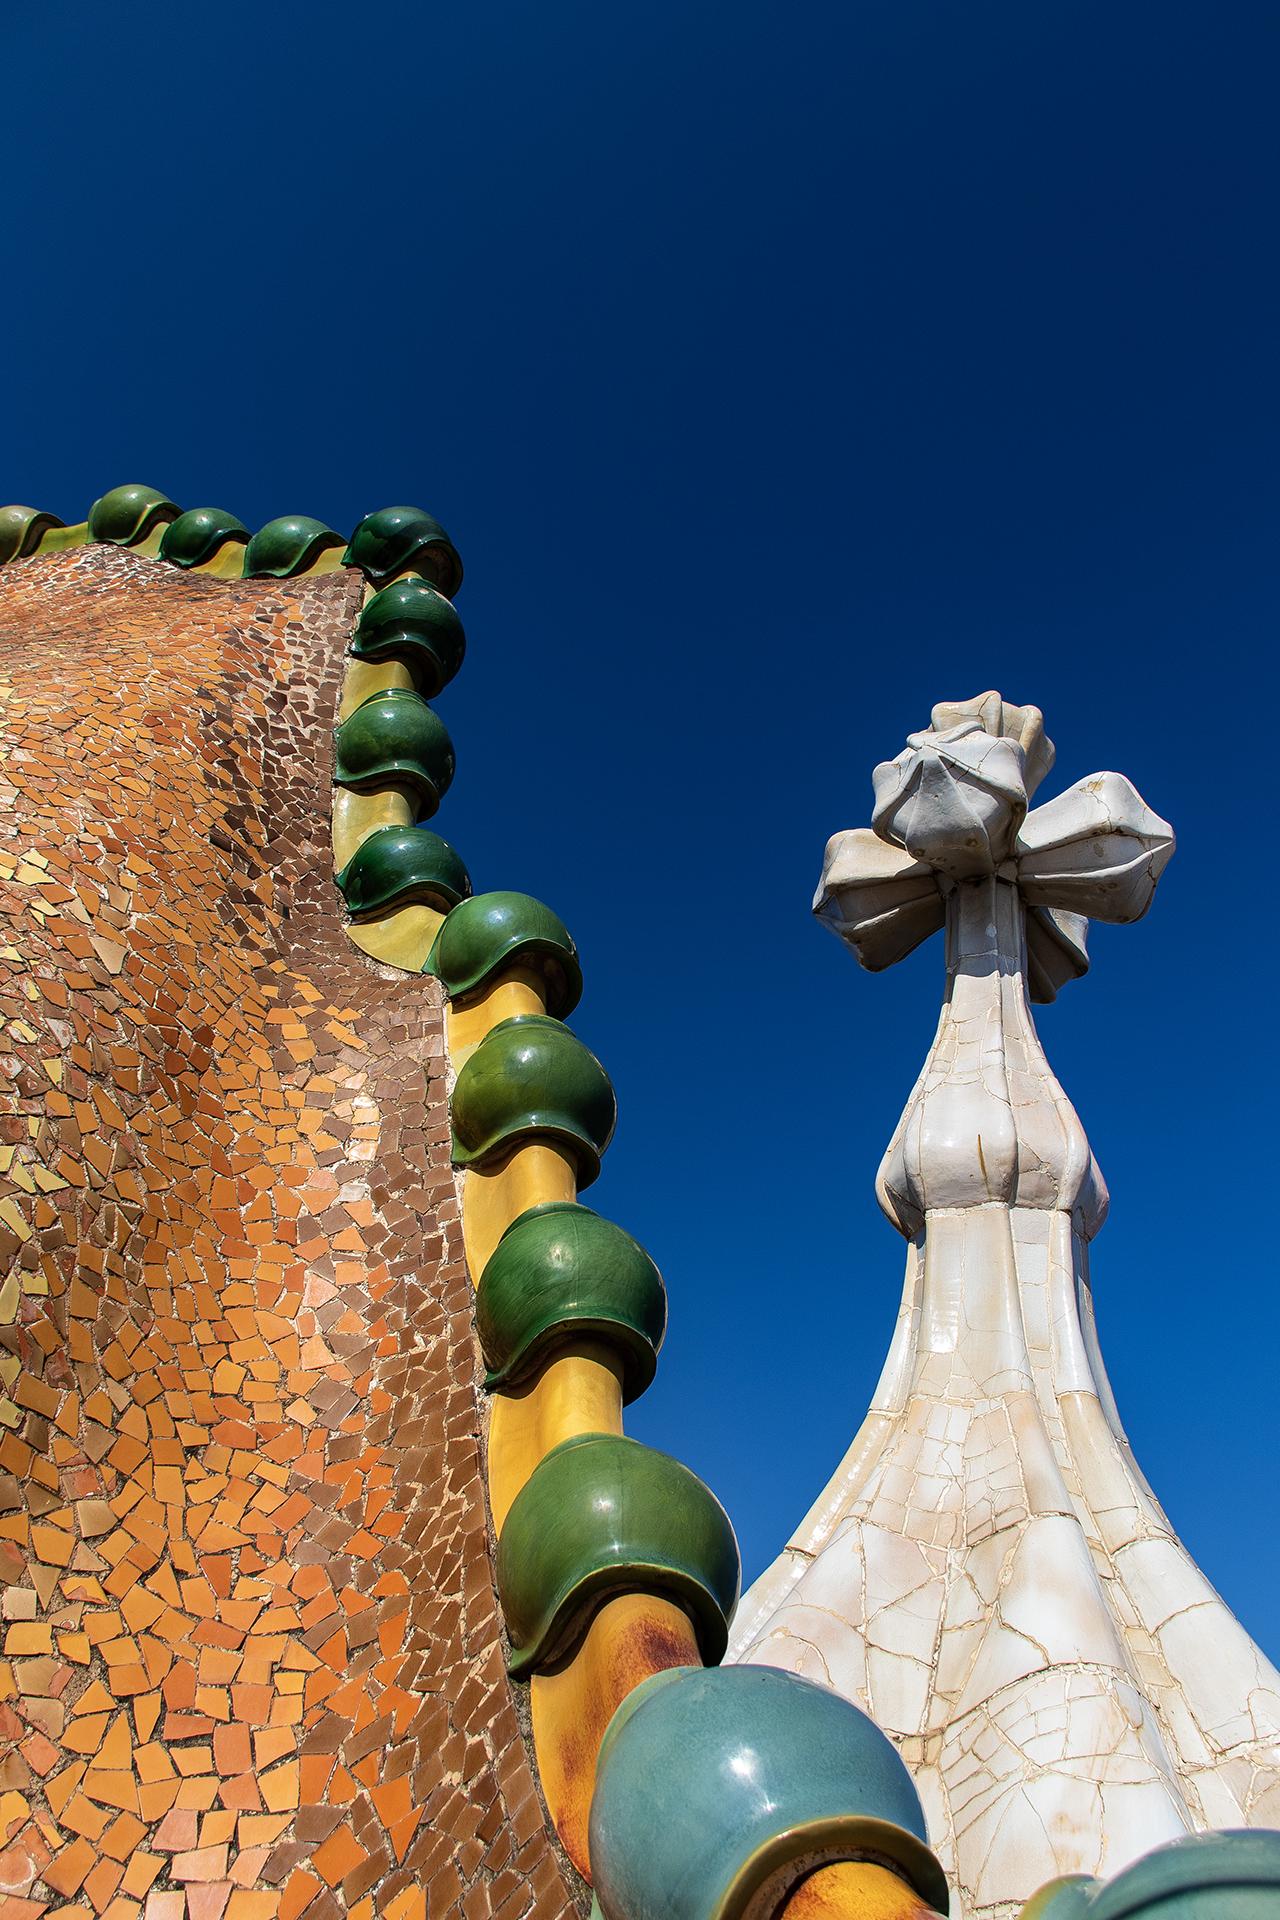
[{"left": 729, "top": 694, "right": 1280, "bottom": 1917}]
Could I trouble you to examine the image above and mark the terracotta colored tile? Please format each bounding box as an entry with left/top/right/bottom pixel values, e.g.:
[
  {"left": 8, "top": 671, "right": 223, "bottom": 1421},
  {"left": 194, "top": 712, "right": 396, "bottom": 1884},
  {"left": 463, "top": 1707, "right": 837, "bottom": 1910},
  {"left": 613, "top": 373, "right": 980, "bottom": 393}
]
[
  {"left": 123, "top": 1854, "right": 165, "bottom": 1899},
  {"left": 71, "top": 1683, "right": 115, "bottom": 1718},
  {"left": 22, "top": 1732, "right": 61, "bottom": 1779},
  {"left": 44, "top": 1835, "right": 96, "bottom": 1897},
  {"left": 45, "top": 1763, "right": 87, "bottom": 1824},
  {"left": 212, "top": 1725, "right": 251, "bottom": 1777},
  {"left": 250, "top": 1730, "right": 293, "bottom": 1770},
  {"left": 309, "top": 1827, "right": 367, "bottom": 1888},
  {"left": 5, "top": 1624, "right": 53, "bottom": 1657},
  {"left": 184, "top": 1887, "right": 232, "bottom": 1920},
  {"left": 133, "top": 1694, "right": 162, "bottom": 1744},
  {"left": 388, "top": 1808, "right": 425, "bottom": 1864},
  {"left": 173, "top": 1779, "right": 219, "bottom": 1814},
  {"left": 369, "top": 1774, "right": 412, "bottom": 1829},
  {"left": 138, "top": 1780, "right": 182, "bottom": 1822},
  {"left": 163, "top": 1665, "right": 196, "bottom": 1711},
  {"left": 215, "top": 1774, "right": 260, "bottom": 1813},
  {"left": 228, "top": 1685, "right": 271, "bottom": 1726},
  {"left": 257, "top": 1763, "right": 297, "bottom": 1815},
  {"left": 132, "top": 1746, "right": 173, "bottom": 1790},
  {"left": 82, "top": 1771, "right": 139, "bottom": 1815},
  {"left": 61, "top": 1792, "right": 112, "bottom": 1843},
  {"left": 228, "top": 1849, "right": 269, "bottom": 1889},
  {"left": 96, "top": 1714, "right": 132, "bottom": 1771},
  {"left": 226, "top": 1896, "right": 276, "bottom": 1920},
  {"left": 152, "top": 1809, "right": 197, "bottom": 1853},
  {"left": 277, "top": 1872, "right": 323, "bottom": 1920},
  {"left": 170, "top": 1846, "right": 228, "bottom": 1884},
  {"left": 100, "top": 1811, "right": 148, "bottom": 1862},
  {"left": 382, "top": 1892, "right": 424, "bottom": 1920},
  {"left": 84, "top": 1857, "right": 125, "bottom": 1912},
  {"left": 30, "top": 1528, "right": 73, "bottom": 1569}
]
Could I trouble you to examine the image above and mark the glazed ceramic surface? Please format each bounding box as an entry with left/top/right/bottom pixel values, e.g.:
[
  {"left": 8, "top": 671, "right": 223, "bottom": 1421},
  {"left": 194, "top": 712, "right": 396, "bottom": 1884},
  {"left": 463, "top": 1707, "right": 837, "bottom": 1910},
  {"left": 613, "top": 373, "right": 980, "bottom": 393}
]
[
  {"left": 0, "top": 505, "right": 64, "bottom": 562},
  {"left": 87, "top": 483, "right": 179, "bottom": 545},
  {"left": 333, "top": 688, "right": 456, "bottom": 811},
  {"left": 242, "top": 513, "right": 345, "bottom": 577},
  {"left": 337, "top": 823, "right": 471, "bottom": 917},
  {"left": 344, "top": 503, "right": 463, "bottom": 596},
  {"left": 427, "top": 891, "right": 583, "bottom": 1016},
  {"left": 495, "top": 1432, "right": 741, "bottom": 1676},
  {"left": 589, "top": 1663, "right": 949, "bottom": 1919},
  {"left": 477, "top": 1201, "right": 666, "bottom": 1398},
  {"left": 0, "top": 532, "right": 585, "bottom": 1919},
  {"left": 730, "top": 695, "right": 1280, "bottom": 1919},
  {"left": 450, "top": 1012, "right": 615, "bottom": 1185},
  {"left": 1023, "top": 1829, "right": 1280, "bottom": 1918},
  {"left": 351, "top": 576, "right": 467, "bottom": 696},
  {"left": 158, "top": 506, "right": 249, "bottom": 568}
]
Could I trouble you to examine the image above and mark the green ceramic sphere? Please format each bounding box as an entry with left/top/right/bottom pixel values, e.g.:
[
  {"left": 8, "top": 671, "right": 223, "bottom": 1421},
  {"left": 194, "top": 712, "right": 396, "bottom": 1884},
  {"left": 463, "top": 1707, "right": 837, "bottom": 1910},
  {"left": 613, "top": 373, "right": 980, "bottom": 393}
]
[
  {"left": 496, "top": 1433, "right": 740, "bottom": 1677},
  {"left": 589, "top": 1663, "right": 949, "bottom": 1920},
  {"left": 336, "top": 826, "right": 471, "bottom": 917},
  {"left": 1020, "top": 1882, "right": 1101, "bottom": 1920},
  {"left": 1087, "top": 1829, "right": 1280, "bottom": 1919},
  {"left": 87, "top": 484, "right": 179, "bottom": 546},
  {"left": 242, "top": 515, "right": 345, "bottom": 578},
  {"left": 343, "top": 505, "right": 463, "bottom": 597},
  {"left": 350, "top": 578, "right": 466, "bottom": 697},
  {"left": 426, "top": 891, "right": 582, "bottom": 1018},
  {"left": 159, "top": 508, "right": 249, "bottom": 569},
  {"left": 332, "top": 690, "right": 456, "bottom": 814},
  {"left": 477, "top": 1201, "right": 666, "bottom": 1400},
  {"left": 0, "top": 507, "right": 63, "bottom": 564},
  {"left": 450, "top": 1013, "right": 615, "bottom": 1186}
]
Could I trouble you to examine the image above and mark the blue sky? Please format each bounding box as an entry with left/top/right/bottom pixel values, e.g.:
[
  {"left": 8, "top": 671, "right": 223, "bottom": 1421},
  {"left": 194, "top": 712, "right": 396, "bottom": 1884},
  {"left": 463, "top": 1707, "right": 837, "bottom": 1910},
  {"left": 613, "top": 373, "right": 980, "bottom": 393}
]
[{"left": 7, "top": 3, "right": 1279, "bottom": 1650}]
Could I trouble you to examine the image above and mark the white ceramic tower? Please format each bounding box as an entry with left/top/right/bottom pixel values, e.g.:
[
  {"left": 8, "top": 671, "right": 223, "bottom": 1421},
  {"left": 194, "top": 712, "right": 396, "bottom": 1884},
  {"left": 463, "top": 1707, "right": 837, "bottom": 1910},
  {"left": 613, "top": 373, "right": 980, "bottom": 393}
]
[{"left": 729, "top": 693, "right": 1280, "bottom": 1918}]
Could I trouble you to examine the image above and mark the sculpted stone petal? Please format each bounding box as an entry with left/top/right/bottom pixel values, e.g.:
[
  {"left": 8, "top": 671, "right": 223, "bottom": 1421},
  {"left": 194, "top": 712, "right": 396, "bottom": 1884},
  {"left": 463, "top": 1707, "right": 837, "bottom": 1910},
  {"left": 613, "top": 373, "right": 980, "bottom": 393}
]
[
  {"left": 813, "top": 827, "right": 944, "bottom": 971},
  {"left": 1025, "top": 905, "right": 1089, "bottom": 1004},
  {"left": 1016, "top": 771, "right": 1175, "bottom": 923},
  {"left": 929, "top": 689, "right": 1055, "bottom": 798},
  {"left": 872, "top": 721, "right": 1030, "bottom": 877}
]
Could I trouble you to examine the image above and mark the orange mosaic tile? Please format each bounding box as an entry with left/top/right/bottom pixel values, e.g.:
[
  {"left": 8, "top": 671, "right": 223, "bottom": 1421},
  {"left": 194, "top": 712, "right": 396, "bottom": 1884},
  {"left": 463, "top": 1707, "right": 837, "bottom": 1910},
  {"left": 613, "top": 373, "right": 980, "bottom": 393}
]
[{"left": 0, "top": 548, "right": 579, "bottom": 1918}]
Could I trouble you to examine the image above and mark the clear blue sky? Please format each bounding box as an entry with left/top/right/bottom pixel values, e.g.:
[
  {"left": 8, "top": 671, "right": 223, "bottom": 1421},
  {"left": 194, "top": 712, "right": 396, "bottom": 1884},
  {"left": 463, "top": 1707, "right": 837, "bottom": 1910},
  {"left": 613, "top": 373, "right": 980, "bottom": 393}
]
[{"left": 7, "top": 4, "right": 1278, "bottom": 1650}]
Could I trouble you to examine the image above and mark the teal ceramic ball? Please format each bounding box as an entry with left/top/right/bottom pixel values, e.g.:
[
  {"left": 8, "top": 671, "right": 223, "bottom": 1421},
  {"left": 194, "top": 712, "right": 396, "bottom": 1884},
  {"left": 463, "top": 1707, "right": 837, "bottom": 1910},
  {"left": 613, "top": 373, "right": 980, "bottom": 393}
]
[
  {"left": 589, "top": 1663, "right": 949, "bottom": 1920},
  {"left": 1088, "top": 1829, "right": 1280, "bottom": 1919}
]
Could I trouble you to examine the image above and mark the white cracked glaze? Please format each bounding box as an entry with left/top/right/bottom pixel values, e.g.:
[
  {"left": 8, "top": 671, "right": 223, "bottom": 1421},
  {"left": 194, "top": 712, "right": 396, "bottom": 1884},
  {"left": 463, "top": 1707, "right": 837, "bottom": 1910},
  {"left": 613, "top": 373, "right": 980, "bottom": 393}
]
[{"left": 730, "top": 695, "right": 1280, "bottom": 1918}]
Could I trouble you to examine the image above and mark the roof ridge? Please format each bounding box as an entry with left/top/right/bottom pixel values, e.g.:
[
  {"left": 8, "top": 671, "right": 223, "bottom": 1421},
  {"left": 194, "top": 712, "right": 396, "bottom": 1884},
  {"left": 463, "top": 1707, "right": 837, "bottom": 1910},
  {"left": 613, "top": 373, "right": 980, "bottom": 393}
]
[{"left": 0, "top": 488, "right": 463, "bottom": 594}]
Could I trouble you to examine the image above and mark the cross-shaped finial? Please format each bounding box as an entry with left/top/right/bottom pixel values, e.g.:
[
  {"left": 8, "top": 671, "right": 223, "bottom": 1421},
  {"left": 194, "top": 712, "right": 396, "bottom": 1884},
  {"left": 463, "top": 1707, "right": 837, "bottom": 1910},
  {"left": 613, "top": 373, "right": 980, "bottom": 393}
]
[{"left": 815, "top": 690, "right": 1174, "bottom": 1000}]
